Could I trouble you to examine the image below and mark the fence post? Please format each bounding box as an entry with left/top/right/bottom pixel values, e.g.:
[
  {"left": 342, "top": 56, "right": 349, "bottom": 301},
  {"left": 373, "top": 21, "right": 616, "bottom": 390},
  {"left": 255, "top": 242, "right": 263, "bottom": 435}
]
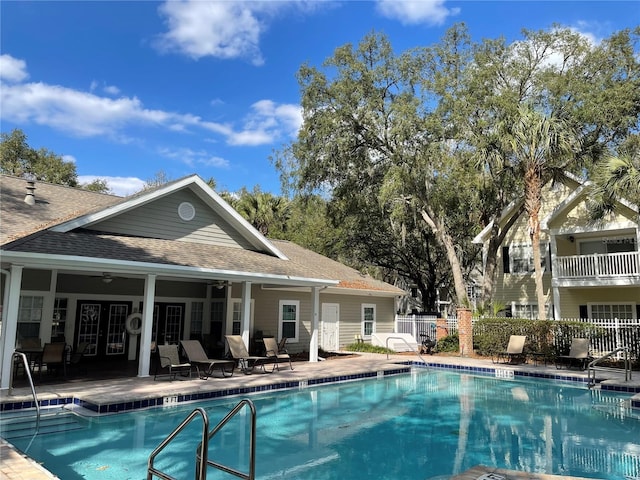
[
  {"left": 412, "top": 314, "right": 417, "bottom": 342},
  {"left": 457, "top": 307, "right": 473, "bottom": 357}
]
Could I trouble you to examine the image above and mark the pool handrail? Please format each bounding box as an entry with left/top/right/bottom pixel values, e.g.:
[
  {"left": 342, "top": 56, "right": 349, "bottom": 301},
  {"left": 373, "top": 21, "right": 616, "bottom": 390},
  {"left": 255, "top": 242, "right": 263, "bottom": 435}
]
[
  {"left": 147, "top": 407, "right": 210, "bottom": 480},
  {"left": 385, "top": 336, "right": 429, "bottom": 366},
  {"left": 9, "top": 351, "right": 41, "bottom": 429},
  {"left": 147, "top": 399, "right": 256, "bottom": 480},
  {"left": 199, "top": 398, "right": 256, "bottom": 480},
  {"left": 587, "top": 346, "right": 632, "bottom": 387}
]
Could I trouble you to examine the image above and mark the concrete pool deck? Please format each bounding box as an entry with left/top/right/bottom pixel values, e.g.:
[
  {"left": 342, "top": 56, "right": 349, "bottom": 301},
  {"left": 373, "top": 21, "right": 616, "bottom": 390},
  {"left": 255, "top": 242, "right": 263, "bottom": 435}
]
[{"left": 1, "top": 352, "right": 638, "bottom": 479}]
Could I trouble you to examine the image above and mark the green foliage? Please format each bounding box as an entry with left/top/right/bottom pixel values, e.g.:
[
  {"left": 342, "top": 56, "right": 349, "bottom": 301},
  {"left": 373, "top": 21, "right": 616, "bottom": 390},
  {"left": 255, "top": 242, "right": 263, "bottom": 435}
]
[
  {"left": 1, "top": 129, "right": 78, "bottom": 186},
  {"left": 473, "top": 318, "right": 602, "bottom": 357},
  {"left": 344, "top": 343, "right": 394, "bottom": 354},
  {"left": 436, "top": 333, "right": 459, "bottom": 353}
]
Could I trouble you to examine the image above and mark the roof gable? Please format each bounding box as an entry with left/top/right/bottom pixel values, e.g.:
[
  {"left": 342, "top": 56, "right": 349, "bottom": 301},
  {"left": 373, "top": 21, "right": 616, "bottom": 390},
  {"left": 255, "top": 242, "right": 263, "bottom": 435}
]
[{"left": 50, "top": 175, "right": 287, "bottom": 259}]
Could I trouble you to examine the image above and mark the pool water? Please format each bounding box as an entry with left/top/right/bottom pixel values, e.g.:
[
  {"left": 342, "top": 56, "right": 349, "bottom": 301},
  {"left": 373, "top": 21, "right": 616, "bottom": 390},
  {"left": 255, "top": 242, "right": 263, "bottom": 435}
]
[{"left": 4, "top": 369, "right": 640, "bottom": 479}]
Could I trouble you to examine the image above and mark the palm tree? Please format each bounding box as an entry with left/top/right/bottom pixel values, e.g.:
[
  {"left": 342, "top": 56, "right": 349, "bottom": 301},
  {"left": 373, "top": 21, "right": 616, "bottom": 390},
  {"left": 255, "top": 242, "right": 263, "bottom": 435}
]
[
  {"left": 234, "top": 187, "right": 290, "bottom": 237},
  {"left": 589, "top": 152, "right": 640, "bottom": 226},
  {"left": 501, "top": 105, "right": 578, "bottom": 320}
]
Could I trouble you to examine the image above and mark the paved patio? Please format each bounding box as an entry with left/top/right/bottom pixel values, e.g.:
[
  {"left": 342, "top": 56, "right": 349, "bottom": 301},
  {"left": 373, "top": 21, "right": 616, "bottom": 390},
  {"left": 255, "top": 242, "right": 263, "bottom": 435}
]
[{"left": 1, "top": 352, "right": 638, "bottom": 480}]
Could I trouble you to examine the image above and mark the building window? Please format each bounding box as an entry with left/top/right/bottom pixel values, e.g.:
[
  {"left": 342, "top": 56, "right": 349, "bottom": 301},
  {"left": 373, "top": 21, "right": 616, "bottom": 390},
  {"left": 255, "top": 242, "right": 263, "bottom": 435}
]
[
  {"left": 362, "top": 304, "right": 376, "bottom": 337},
  {"left": 231, "top": 301, "right": 242, "bottom": 335},
  {"left": 279, "top": 300, "right": 299, "bottom": 342},
  {"left": 190, "top": 301, "right": 203, "bottom": 339},
  {"left": 512, "top": 303, "right": 550, "bottom": 320},
  {"left": 590, "top": 304, "right": 634, "bottom": 320},
  {"left": 52, "top": 298, "right": 68, "bottom": 342},
  {"left": 505, "top": 243, "right": 548, "bottom": 274},
  {"left": 17, "top": 295, "right": 43, "bottom": 341}
]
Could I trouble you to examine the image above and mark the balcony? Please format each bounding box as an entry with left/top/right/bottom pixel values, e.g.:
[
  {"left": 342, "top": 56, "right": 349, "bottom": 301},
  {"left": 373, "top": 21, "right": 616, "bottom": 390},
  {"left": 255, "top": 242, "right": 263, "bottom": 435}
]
[{"left": 554, "top": 251, "right": 640, "bottom": 285}]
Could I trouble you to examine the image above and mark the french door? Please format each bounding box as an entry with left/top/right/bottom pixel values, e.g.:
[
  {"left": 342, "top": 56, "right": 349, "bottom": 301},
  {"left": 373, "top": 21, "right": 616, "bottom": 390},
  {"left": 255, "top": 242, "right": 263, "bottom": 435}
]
[{"left": 75, "top": 301, "right": 132, "bottom": 360}]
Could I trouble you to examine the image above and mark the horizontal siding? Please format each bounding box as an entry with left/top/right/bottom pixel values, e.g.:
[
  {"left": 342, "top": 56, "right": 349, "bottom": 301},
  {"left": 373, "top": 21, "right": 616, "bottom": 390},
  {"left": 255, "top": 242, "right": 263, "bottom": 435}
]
[
  {"left": 559, "top": 287, "right": 640, "bottom": 318},
  {"left": 87, "top": 188, "right": 254, "bottom": 249}
]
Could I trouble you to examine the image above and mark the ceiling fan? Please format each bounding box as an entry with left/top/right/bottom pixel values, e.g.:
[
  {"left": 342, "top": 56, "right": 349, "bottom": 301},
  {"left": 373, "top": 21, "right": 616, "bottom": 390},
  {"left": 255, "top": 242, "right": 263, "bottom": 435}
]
[{"left": 89, "top": 272, "right": 120, "bottom": 284}]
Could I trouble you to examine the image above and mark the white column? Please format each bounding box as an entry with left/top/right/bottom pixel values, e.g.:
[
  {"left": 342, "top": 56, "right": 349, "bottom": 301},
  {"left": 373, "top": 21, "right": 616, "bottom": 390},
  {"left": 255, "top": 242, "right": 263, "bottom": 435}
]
[
  {"left": 241, "top": 281, "right": 252, "bottom": 349},
  {"left": 0, "top": 265, "right": 24, "bottom": 390},
  {"left": 137, "top": 274, "right": 156, "bottom": 377},
  {"left": 309, "top": 286, "right": 320, "bottom": 362}
]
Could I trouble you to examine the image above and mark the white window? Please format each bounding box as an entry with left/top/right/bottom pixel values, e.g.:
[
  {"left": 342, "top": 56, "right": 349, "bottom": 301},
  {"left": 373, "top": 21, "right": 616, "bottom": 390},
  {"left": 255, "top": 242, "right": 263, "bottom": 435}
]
[
  {"left": 17, "top": 295, "right": 43, "bottom": 341},
  {"left": 509, "top": 243, "right": 548, "bottom": 274},
  {"left": 362, "top": 304, "right": 376, "bottom": 337},
  {"left": 512, "top": 303, "right": 550, "bottom": 320},
  {"left": 231, "top": 301, "right": 242, "bottom": 336},
  {"left": 190, "top": 301, "right": 203, "bottom": 338},
  {"left": 590, "top": 304, "right": 635, "bottom": 320},
  {"left": 279, "top": 300, "right": 299, "bottom": 342}
]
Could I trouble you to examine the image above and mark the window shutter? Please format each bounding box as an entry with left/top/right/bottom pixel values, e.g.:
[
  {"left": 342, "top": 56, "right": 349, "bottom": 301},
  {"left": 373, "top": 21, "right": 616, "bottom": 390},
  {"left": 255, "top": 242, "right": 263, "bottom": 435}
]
[
  {"left": 636, "top": 304, "right": 640, "bottom": 319},
  {"left": 579, "top": 305, "right": 588, "bottom": 319},
  {"left": 502, "top": 247, "right": 510, "bottom": 273}
]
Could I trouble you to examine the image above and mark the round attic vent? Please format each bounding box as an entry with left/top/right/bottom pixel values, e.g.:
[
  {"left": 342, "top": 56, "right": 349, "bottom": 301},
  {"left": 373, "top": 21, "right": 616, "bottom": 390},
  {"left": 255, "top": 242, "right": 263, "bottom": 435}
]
[{"left": 178, "top": 202, "right": 196, "bottom": 221}]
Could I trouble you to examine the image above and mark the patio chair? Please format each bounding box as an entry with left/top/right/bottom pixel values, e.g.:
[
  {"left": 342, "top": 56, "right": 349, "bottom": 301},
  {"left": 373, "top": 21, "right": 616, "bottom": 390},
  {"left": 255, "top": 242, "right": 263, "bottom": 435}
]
[
  {"left": 263, "top": 337, "right": 293, "bottom": 372},
  {"left": 555, "top": 338, "right": 591, "bottom": 370},
  {"left": 38, "top": 342, "right": 67, "bottom": 379},
  {"left": 180, "top": 340, "right": 235, "bottom": 379},
  {"left": 225, "top": 335, "right": 268, "bottom": 374},
  {"left": 154, "top": 344, "right": 192, "bottom": 380},
  {"left": 69, "top": 342, "right": 89, "bottom": 375},
  {"left": 494, "top": 335, "right": 527, "bottom": 364}
]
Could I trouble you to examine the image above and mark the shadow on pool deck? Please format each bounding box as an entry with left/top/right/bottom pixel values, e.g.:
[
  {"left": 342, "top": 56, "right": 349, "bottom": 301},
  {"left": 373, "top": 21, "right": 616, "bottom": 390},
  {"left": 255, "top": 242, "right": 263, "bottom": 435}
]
[{"left": 1, "top": 352, "right": 638, "bottom": 480}]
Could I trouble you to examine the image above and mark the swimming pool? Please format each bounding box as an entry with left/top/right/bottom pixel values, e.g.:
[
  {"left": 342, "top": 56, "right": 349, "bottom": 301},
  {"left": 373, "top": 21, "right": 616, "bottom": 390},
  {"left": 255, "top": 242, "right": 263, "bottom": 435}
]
[{"left": 3, "top": 369, "right": 640, "bottom": 479}]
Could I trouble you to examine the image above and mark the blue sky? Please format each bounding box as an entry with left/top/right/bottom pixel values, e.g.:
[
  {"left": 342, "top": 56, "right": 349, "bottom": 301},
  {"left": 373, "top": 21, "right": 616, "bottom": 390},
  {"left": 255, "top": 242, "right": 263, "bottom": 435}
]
[{"left": 1, "top": 1, "right": 637, "bottom": 196}]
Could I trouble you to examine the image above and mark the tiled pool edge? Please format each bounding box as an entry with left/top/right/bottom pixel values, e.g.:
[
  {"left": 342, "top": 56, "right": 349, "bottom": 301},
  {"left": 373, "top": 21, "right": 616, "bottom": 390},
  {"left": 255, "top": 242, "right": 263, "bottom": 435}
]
[{"left": 1, "top": 363, "right": 638, "bottom": 415}]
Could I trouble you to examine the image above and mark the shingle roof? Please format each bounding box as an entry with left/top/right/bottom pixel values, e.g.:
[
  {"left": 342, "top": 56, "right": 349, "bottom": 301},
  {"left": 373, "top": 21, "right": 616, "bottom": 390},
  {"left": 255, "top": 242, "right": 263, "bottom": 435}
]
[
  {"left": 1, "top": 174, "right": 121, "bottom": 245},
  {"left": 1, "top": 174, "right": 404, "bottom": 295}
]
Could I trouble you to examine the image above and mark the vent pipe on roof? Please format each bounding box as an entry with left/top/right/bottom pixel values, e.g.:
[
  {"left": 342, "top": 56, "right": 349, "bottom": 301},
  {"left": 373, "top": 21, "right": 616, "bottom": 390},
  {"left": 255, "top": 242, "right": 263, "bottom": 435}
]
[{"left": 24, "top": 179, "right": 36, "bottom": 205}]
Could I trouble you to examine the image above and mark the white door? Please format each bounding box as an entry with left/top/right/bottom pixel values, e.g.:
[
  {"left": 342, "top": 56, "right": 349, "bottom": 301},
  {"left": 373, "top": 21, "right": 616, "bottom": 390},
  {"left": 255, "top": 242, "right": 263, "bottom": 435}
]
[{"left": 320, "top": 303, "right": 339, "bottom": 351}]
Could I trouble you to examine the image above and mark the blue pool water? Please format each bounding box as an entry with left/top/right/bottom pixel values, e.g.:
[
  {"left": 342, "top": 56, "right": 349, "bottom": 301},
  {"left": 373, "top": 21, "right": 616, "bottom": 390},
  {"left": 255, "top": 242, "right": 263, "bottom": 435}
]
[{"left": 4, "top": 369, "right": 640, "bottom": 479}]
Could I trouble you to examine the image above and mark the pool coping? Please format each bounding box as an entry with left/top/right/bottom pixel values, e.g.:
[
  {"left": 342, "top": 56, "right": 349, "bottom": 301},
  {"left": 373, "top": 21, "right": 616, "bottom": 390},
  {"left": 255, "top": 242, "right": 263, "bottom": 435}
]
[{"left": 2, "top": 359, "right": 638, "bottom": 415}]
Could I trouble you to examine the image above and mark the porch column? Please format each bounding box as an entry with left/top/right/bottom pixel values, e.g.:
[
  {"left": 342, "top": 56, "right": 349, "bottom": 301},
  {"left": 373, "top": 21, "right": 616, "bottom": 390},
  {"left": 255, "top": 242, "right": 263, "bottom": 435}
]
[
  {"left": 241, "top": 281, "right": 252, "bottom": 349},
  {"left": 137, "top": 274, "right": 156, "bottom": 378},
  {"left": 309, "top": 287, "right": 321, "bottom": 362},
  {"left": 0, "top": 265, "right": 23, "bottom": 390}
]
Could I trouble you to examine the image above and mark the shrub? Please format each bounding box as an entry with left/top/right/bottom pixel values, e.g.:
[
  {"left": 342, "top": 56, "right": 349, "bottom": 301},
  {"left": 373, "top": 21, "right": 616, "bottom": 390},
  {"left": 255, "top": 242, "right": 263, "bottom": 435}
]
[
  {"left": 437, "top": 333, "right": 459, "bottom": 352},
  {"left": 344, "top": 343, "right": 395, "bottom": 354}
]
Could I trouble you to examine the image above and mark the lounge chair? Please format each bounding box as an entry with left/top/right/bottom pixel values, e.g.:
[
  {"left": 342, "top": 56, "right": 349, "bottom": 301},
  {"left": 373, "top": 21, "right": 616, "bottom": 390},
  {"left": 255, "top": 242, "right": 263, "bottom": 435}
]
[
  {"left": 555, "top": 338, "right": 591, "bottom": 370},
  {"left": 180, "top": 340, "right": 235, "bottom": 379},
  {"left": 225, "top": 335, "right": 268, "bottom": 374},
  {"left": 263, "top": 337, "right": 293, "bottom": 371},
  {"left": 154, "top": 344, "right": 192, "bottom": 380},
  {"left": 494, "top": 335, "right": 527, "bottom": 364}
]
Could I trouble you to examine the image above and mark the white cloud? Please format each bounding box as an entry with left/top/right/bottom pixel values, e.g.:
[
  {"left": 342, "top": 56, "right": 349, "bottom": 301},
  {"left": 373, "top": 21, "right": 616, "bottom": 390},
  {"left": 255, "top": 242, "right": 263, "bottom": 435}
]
[
  {"left": 0, "top": 57, "right": 300, "bottom": 147},
  {"left": 375, "top": 0, "right": 459, "bottom": 26},
  {"left": 78, "top": 175, "right": 146, "bottom": 196},
  {"left": 103, "top": 84, "right": 121, "bottom": 96},
  {"left": 157, "top": 146, "right": 230, "bottom": 169},
  {"left": 62, "top": 154, "right": 77, "bottom": 164},
  {"left": 156, "top": 1, "right": 268, "bottom": 65},
  {"left": 0, "top": 54, "right": 29, "bottom": 83},
  {"left": 229, "top": 99, "right": 302, "bottom": 146}
]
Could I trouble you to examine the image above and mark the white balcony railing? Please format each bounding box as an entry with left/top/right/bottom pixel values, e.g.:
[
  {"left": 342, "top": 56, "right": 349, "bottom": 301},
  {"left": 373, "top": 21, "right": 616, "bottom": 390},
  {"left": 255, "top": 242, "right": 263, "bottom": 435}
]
[{"left": 555, "top": 251, "right": 640, "bottom": 279}]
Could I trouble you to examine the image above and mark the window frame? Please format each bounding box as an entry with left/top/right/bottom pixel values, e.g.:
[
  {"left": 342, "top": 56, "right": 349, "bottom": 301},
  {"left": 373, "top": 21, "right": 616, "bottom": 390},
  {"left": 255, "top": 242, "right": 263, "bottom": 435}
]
[
  {"left": 508, "top": 242, "right": 549, "bottom": 275},
  {"left": 278, "top": 300, "right": 300, "bottom": 343},
  {"left": 361, "top": 303, "right": 376, "bottom": 338},
  {"left": 588, "top": 303, "right": 636, "bottom": 320}
]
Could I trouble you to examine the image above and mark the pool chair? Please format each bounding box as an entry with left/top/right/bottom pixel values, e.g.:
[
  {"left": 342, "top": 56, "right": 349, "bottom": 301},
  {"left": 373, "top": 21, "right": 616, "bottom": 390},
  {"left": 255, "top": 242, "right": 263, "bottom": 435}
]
[
  {"left": 494, "top": 335, "right": 527, "bottom": 364},
  {"left": 180, "top": 340, "right": 235, "bottom": 379},
  {"left": 154, "top": 344, "right": 192, "bottom": 381},
  {"left": 225, "top": 335, "right": 268, "bottom": 374},
  {"left": 555, "top": 338, "right": 592, "bottom": 370},
  {"left": 37, "top": 342, "right": 67, "bottom": 379},
  {"left": 263, "top": 337, "right": 293, "bottom": 372}
]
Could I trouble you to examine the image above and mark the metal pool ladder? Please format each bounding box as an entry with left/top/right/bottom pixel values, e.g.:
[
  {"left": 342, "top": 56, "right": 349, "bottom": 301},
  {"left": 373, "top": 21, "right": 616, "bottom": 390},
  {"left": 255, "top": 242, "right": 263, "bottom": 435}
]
[
  {"left": 147, "top": 398, "right": 256, "bottom": 480},
  {"left": 9, "top": 351, "right": 41, "bottom": 428}
]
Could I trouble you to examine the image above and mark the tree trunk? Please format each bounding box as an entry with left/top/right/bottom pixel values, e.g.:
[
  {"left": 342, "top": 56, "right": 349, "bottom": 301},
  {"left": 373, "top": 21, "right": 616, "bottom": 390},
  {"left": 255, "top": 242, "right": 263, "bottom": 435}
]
[
  {"left": 419, "top": 208, "right": 469, "bottom": 307},
  {"left": 525, "top": 168, "right": 546, "bottom": 320}
]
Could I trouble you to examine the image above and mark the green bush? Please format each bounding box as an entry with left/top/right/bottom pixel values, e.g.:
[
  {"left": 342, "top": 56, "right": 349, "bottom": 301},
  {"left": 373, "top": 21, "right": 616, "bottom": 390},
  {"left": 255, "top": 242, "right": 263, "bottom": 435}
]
[
  {"left": 437, "top": 333, "right": 459, "bottom": 352},
  {"left": 473, "top": 317, "right": 600, "bottom": 357},
  {"left": 344, "top": 343, "right": 395, "bottom": 354}
]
